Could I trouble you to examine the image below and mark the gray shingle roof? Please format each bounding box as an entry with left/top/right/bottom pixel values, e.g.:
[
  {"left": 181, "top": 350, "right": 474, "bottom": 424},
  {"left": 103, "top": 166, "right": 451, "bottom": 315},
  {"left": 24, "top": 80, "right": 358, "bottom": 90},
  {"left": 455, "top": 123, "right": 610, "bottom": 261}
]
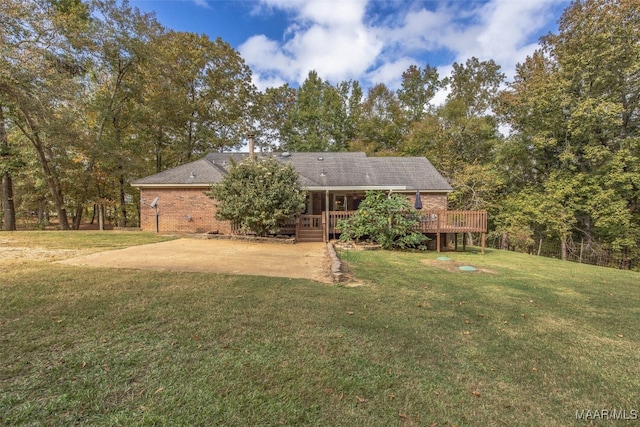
[{"left": 131, "top": 152, "right": 452, "bottom": 192}]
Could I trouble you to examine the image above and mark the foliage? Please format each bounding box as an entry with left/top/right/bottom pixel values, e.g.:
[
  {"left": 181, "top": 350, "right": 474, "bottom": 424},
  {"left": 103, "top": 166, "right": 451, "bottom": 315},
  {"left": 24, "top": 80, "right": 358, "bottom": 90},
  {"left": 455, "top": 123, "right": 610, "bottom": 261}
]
[
  {"left": 209, "top": 156, "right": 306, "bottom": 236},
  {"left": 495, "top": 0, "right": 640, "bottom": 258},
  {"left": 337, "top": 191, "right": 428, "bottom": 249}
]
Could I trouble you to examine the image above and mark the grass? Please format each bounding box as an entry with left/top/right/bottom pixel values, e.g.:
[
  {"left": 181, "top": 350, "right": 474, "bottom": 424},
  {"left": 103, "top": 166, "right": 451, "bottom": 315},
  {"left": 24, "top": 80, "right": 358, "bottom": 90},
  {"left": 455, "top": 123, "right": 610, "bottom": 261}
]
[
  {"left": 1, "top": 232, "right": 639, "bottom": 426},
  {"left": 0, "top": 230, "right": 174, "bottom": 251}
]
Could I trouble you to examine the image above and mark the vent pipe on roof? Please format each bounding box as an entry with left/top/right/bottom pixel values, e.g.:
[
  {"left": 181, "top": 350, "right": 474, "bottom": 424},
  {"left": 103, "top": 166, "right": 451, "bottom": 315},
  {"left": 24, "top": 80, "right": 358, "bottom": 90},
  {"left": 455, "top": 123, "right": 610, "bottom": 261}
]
[{"left": 248, "top": 133, "right": 255, "bottom": 161}]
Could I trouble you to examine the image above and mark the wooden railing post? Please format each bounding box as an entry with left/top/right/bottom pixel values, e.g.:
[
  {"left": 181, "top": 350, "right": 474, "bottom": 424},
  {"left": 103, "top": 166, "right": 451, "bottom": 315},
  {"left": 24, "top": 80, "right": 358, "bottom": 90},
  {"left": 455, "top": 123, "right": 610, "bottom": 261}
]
[{"left": 322, "top": 213, "right": 327, "bottom": 243}]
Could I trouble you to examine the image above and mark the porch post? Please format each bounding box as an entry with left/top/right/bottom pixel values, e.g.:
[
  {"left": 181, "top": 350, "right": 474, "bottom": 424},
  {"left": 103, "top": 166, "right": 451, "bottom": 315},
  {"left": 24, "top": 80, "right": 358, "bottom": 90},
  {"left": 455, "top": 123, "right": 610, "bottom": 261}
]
[{"left": 325, "top": 190, "right": 330, "bottom": 241}]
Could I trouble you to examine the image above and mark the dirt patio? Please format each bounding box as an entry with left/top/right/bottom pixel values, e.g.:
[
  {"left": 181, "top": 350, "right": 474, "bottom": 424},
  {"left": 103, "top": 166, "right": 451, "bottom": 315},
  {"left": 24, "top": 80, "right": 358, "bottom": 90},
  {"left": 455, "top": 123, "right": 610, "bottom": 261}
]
[{"left": 55, "top": 239, "right": 331, "bottom": 282}]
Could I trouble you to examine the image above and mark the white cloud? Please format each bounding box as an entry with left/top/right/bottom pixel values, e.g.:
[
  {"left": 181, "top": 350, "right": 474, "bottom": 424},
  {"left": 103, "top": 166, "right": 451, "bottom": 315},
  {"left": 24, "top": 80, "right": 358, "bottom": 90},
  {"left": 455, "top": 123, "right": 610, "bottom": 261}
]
[
  {"left": 365, "top": 57, "right": 416, "bottom": 90},
  {"left": 190, "top": 0, "right": 210, "bottom": 9},
  {"left": 240, "top": 0, "right": 569, "bottom": 90},
  {"left": 240, "top": 0, "right": 382, "bottom": 86}
]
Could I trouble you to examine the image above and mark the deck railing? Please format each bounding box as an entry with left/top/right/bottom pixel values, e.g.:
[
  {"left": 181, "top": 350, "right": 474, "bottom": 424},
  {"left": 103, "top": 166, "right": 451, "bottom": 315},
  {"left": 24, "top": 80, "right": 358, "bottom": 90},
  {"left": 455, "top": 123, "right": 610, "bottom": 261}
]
[
  {"left": 413, "top": 210, "right": 487, "bottom": 233},
  {"left": 327, "top": 209, "right": 487, "bottom": 235}
]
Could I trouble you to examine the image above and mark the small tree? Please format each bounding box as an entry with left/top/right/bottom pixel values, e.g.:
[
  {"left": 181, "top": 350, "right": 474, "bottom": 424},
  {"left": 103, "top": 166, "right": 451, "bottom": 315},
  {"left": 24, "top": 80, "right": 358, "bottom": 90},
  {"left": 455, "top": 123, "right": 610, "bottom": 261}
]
[
  {"left": 209, "top": 157, "right": 306, "bottom": 236},
  {"left": 338, "top": 191, "right": 428, "bottom": 250}
]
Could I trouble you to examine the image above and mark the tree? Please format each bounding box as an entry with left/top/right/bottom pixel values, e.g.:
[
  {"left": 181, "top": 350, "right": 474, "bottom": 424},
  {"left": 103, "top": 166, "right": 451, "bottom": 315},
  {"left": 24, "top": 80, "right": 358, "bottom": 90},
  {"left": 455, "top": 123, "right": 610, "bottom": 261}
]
[
  {"left": 397, "top": 64, "right": 443, "bottom": 123},
  {"left": 254, "top": 84, "right": 297, "bottom": 151},
  {"left": 337, "top": 191, "right": 428, "bottom": 250},
  {"left": 209, "top": 157, "right": 306, "bottom": 236},
  {"left": 0, "top": 0, "right": 88, "bottom": 229},
  {"left": 496, "top": 0, "right": 640, "bottom": 257},
  {"left": 355, "top": 83, "right": 405, "bottom": 154},
  {"left": 447, "top": 57, "right": 505, "bottom": 117},
  {"left": 282, "top": 71, "right": 353, "bottom": 152}
]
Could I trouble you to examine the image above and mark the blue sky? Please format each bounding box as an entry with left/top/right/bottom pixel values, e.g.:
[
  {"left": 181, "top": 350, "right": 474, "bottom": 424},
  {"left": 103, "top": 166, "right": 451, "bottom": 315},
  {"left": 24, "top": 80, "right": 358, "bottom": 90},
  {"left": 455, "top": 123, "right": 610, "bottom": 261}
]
[{"left": 131, "top": 0, "right": 570, "bottom": 93}]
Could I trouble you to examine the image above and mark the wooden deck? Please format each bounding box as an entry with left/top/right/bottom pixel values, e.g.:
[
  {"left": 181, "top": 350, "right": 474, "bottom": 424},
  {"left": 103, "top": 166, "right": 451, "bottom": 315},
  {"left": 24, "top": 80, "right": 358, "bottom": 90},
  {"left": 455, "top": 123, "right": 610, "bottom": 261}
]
[
  {"left": 325, "top": 209, "right": 488, "bottom": 252},
  {"left": 325, "top": 210, "right": 487, "bottom": 234},
  {"left": 234, "top": 210, "right": 488, "bottom": 252}
]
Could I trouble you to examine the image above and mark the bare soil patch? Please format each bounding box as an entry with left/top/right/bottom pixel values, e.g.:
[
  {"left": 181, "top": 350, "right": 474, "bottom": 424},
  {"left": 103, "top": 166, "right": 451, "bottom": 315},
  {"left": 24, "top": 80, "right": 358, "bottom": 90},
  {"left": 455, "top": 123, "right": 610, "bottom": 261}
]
[
  {"left": 57, "top": 238, "right": 332, "bottom": 283},
  {"left": 0, "top": 245, "right": 83, "bottom": 263}
]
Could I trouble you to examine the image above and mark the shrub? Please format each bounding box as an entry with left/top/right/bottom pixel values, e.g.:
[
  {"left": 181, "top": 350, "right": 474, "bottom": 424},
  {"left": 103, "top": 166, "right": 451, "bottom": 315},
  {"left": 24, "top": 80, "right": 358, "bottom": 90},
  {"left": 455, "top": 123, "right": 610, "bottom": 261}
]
[
  {"left": 209, "top": 157, "right": 306, "bottom": 236},
  {"left": 337, "top": 191, "right": 428, "bottom": 250}
]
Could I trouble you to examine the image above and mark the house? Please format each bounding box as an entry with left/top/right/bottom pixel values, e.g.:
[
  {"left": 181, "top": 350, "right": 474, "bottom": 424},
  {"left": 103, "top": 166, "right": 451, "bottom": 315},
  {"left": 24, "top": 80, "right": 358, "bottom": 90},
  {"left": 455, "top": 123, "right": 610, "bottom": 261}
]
[{"left": 131, "top": 151, "right": 486, "bottom": 250}]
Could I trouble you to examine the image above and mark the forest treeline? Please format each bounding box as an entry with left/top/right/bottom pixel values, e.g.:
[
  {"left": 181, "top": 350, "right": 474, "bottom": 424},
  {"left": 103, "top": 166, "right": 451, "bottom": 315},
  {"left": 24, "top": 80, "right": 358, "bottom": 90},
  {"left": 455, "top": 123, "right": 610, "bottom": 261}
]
[{"left": 1, "top": 0, "right": 638, "bottom": 263}]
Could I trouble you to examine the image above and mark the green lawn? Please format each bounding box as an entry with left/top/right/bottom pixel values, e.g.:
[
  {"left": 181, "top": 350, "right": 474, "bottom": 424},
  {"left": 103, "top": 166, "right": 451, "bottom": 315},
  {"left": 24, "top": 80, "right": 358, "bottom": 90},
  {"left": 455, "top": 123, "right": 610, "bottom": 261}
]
[{"left": 1, "top": 232, "right": 639, "bottom": 426}]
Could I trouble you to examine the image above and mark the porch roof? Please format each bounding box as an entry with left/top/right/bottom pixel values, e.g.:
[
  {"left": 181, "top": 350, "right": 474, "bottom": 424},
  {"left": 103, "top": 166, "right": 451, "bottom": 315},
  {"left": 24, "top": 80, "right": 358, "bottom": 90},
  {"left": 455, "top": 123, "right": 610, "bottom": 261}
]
[{"left": 131, "top": 151, "right": 453, "bottom": 192}]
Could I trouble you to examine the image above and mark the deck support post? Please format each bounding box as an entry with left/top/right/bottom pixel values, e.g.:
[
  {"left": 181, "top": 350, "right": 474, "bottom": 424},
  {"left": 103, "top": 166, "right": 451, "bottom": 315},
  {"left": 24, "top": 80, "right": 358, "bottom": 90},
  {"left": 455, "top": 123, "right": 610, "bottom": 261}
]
[
  {"left": 436, "top": 233, "right": 441, "bottom": 252},
  {"left": 481, "top": 232, "right": 486, "bottom": 254},
  {"left": 454, "top": 233, "right": 458, "bottom": 252}
]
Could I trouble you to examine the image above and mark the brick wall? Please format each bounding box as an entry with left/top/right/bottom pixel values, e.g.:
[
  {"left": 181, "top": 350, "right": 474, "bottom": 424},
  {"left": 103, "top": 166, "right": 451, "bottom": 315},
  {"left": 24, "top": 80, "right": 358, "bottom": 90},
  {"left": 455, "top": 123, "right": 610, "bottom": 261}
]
[
  {"left": 139, "top": 187, "right": 231, "bottom": 234},
  {"left": 138, "top": 188, "right": 449, "bottom": 234},
  {"left": 405, "top": 192, "right": 448, "bottom": 211}
]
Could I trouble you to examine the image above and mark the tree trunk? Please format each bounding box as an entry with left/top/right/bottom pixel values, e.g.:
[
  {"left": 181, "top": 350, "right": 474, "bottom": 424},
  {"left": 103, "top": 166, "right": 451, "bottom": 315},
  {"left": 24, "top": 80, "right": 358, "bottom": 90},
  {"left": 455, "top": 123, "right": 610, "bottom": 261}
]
[
  {"left": 0, "top": 104, "right": 16, "bottom": 231},
  {"left": 561, "top": 236, "right": 568, "bottom": 261},
  {"left": 1, "top": 173, "right": 16, "bottom": 231},
  {"left": 72, "top": 204, "right": 83, "bottom": 230},
  {"left": 15, "top": 107, "right": 70, "bottom": 229},
  {"left": 98, "top": 204, "right": 104, "bottom": 231},
  {"left": 37, "top": 199, "right": 46, "bottom": 223},
  {"left": 501, "top": 232, "right": 508, "bottom": 250}
]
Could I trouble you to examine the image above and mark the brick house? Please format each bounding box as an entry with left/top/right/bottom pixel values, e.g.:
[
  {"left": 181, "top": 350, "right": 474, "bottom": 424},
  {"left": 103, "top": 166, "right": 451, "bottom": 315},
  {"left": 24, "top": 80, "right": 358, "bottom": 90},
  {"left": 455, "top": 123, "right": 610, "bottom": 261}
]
[{"left": 131, "top": 151, "right": 464, "bottom": 243}]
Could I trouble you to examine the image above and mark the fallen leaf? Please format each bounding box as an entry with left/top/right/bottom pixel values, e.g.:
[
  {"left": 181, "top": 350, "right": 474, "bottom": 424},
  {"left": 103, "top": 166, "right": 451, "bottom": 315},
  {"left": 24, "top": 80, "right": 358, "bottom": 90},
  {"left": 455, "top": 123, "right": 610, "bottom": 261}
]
[
  {"left": 399, "top": 413, "right": 407, "bottom": 419},
  {"left": 338, "top": 393, "right": 344, "bottom": 401},
  {"left": 464, "top": 319, "right": 470, "bottom": 324},
  {"left": 347, "top": 311, "right": 354, "bottom": 315},
  {"left": 463, "top": 331, "right": 470, "bottom": 335},
  {"left": 154, "top": 387, "right": 164, "bottom": 395},
  {"left": 471, "top": 390, "right": 481, "bottom": 397},
  {"left": 617, "top": 334, "right": 624, "bottom": 338},
  {"left": 521, "top": 314, "right": 526, "bottom": 318},
  {"left": 356, "top": 395, "right": 367, "bottom": 403},
  {"left": 389, "top": 392, "right": 395, "bottom": 401},
  {"left": 81, "top": 361, "right": 87, "bottom": 368},
  {"left": 532, "top": 367, "right": 537, "bottom": 372},
  {"left": 55, "top": 319, "right": 63, "bottom": 323}
]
